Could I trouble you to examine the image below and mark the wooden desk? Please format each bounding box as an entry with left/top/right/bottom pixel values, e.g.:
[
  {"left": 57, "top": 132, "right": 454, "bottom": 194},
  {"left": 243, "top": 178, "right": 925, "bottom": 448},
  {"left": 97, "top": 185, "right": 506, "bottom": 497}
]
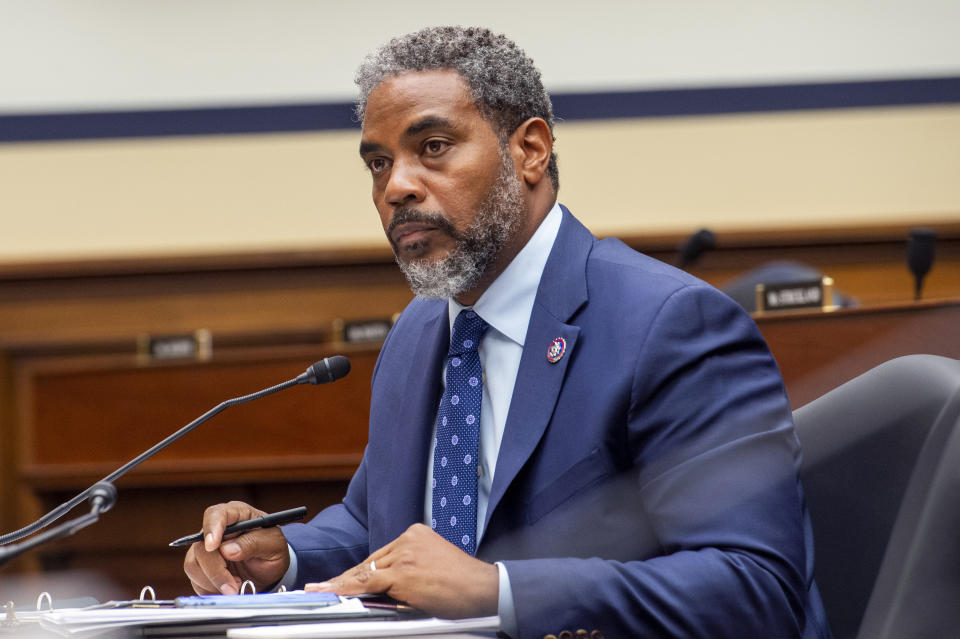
[{"left": 756, "top": 298, "right": 960, "bottom": 408}]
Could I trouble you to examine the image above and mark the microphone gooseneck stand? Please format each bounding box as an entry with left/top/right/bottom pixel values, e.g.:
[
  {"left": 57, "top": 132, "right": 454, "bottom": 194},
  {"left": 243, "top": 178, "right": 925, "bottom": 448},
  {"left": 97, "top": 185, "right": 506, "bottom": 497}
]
[
  {"left": 0, "top": 357, "right": 350, "bottom": 564},
  {"left": 0, "top": 483, "right": 116, "bottom": 567}
]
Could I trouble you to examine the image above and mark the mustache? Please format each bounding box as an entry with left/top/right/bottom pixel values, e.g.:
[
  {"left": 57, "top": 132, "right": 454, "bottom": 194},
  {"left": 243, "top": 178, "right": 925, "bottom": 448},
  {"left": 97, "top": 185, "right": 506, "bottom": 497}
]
[{"left": 387, "top": 208, "right": 463, "bottom": 243}]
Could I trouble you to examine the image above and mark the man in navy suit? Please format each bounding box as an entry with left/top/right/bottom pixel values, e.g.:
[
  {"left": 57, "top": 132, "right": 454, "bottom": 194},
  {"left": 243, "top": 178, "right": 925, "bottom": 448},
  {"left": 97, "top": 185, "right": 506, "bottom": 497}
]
[{"left": 184, "top": 26, "right": 831, "bottom": 638}]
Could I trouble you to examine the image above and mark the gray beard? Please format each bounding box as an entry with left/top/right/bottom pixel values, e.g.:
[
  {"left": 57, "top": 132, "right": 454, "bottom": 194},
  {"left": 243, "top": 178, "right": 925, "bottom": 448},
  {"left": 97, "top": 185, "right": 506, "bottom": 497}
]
[{"left": 392, "top": 154, "right": 526, "bottom": 300}]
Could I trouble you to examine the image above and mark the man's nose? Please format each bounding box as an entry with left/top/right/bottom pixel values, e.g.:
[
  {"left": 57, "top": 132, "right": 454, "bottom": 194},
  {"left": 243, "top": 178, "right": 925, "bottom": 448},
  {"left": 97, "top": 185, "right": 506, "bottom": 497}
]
[{"left": 384, "top": 159, "right": 426, "bottom": 206}]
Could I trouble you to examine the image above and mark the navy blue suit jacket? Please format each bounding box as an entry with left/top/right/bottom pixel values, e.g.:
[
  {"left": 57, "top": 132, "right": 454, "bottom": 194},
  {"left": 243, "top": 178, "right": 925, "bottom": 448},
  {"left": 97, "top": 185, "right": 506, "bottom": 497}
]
[{"left": 284, "top": 207, "right": 832, "bottom": 638}]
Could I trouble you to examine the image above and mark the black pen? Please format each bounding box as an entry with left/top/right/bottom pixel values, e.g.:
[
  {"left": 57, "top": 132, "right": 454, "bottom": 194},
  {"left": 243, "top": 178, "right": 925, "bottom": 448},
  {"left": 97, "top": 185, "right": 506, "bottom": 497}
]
[{"left": 169, "top": 506, "right": 308, "bottom": 547}]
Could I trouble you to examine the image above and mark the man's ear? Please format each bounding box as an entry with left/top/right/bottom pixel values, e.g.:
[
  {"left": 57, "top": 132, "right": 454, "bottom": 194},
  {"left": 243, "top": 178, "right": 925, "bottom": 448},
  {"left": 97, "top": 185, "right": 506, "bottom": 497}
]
[{"left": 509, "top": 117, "right": 552, "bottom": 187}]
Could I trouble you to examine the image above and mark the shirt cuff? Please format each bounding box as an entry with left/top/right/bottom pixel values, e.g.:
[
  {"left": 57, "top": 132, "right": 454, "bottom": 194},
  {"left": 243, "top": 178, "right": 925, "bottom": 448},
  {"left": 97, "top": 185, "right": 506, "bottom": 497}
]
[
  {"left": 273, "top": 544, "right": 299, "bottom": 591},
  {"left": 496, "top": 561, "right": 518, "bottom": 639}
]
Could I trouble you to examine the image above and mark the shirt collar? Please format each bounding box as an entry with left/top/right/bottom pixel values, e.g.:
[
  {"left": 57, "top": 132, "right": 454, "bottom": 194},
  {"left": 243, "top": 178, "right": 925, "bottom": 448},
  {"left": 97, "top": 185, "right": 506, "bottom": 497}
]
[{"left": 449, "top": 202, "right": 563, "bottom": 347}]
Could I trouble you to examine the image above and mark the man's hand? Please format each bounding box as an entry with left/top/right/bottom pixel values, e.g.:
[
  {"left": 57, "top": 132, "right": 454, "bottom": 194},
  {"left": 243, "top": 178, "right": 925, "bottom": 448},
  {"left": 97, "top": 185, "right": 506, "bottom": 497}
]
[
  {"left": 305, "top": 523, "right": 498, "bottom": 619},
  {"left": 183, "top": 501, "right": 290, "bottom": 595}
]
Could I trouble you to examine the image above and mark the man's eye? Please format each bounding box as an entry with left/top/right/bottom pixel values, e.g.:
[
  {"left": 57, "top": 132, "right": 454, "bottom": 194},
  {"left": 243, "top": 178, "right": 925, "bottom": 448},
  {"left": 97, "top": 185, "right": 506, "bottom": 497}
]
[
  {"left": 368, "top": 158, "right": 388, "bottom": 174},
  {"left": 424, "top": 140, "right": 447, "bottom": 154}
]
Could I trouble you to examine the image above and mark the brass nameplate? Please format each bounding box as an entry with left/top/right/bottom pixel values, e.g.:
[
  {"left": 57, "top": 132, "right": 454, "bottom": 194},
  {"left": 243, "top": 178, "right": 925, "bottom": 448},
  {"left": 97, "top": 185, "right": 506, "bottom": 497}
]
[
  {"left": 137, "top": 329, "right": 212, "bottom": 364},
  {"left": 755, "top": 277, "right": 835, "bottom": 314},
  {"left": 334, "top": 318, "right": 394, "bottom": 344}
]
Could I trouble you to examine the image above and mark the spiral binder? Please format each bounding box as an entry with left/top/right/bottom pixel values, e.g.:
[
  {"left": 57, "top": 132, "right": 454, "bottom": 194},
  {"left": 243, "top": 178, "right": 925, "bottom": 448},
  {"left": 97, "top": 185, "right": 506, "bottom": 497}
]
[{"left": 0, "top": 583, "right": 405, "bottom": 637}]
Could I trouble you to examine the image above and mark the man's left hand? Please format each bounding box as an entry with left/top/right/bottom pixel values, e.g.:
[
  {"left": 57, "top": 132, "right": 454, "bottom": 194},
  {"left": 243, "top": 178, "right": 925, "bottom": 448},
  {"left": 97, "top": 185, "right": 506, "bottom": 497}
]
[{"left": 304, "top": 523, "right": 499, "bottom": 619}]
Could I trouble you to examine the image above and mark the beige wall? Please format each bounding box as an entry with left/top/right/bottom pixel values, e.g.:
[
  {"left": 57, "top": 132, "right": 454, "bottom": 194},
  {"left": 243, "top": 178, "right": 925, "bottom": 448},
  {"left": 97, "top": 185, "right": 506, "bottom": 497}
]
[
  {"left": 561, "top": 104, "right": 960, "bottom": 236},
  {"left": 2, "top": 103, "right": 959, "bottom": 264},
  {"left": 4, "top": 0, "right": 958, "bottom": 112},
  {"left": 3, "top": 1, "right": 959, "bottom": 264}
]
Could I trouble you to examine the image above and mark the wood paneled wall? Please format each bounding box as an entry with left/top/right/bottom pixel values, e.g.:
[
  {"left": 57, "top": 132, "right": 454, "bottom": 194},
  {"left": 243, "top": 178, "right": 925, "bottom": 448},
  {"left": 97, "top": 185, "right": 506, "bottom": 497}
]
[{"left": 1, "top": 222, "right": 958, "bottom": 601}]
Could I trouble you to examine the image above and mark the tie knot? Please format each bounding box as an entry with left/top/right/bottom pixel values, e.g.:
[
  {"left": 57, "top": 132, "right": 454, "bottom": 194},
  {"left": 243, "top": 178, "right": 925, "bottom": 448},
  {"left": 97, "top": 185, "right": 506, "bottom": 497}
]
[{"left": 449, "top": 310, "right": 488, "bottom": 355}]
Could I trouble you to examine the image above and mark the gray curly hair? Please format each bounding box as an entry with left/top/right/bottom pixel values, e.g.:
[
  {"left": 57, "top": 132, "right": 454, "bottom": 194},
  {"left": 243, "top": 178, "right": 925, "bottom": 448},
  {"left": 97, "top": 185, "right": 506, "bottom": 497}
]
[{"left": 355, "top": 26, "right": 559, "bottom": 192}]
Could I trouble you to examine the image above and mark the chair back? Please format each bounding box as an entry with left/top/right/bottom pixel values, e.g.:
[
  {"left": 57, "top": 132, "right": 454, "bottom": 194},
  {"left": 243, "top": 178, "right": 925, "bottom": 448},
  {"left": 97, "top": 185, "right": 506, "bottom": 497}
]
[{"left": 793, "top": 354, "right": 960, "bottom": 639}]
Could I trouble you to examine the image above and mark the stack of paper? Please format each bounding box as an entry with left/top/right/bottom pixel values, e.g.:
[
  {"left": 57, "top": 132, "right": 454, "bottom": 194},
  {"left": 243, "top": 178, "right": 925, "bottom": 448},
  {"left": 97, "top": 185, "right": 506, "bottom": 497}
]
[
  {"left": 227, "top": 615, "right": 501, "bottom": 638},
  {"left": 36, "top": 598, "right": 371, "bottom": 637}
]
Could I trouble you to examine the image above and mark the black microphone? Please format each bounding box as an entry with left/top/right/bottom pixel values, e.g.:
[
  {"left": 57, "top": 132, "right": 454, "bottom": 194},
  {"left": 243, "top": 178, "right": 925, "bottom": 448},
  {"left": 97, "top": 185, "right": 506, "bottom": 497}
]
[
  {"left": 297, "top": 355, "right": 351, "bottom": 385},
  {"left": 677, "top": 228, "right": 716, "bottom": 269},
  {"left": 907, "top": 228, "right": 936, "bottom": 300},
  {"left": 0, "top": 358, "right": 350, "bottom": 547}
]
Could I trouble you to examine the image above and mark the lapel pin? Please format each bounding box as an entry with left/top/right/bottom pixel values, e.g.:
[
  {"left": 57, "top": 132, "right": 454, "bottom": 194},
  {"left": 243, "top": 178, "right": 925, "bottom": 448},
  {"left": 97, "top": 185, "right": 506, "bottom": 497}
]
[{"left": 546, "top": 337, "right": 566, "bottom": 364}]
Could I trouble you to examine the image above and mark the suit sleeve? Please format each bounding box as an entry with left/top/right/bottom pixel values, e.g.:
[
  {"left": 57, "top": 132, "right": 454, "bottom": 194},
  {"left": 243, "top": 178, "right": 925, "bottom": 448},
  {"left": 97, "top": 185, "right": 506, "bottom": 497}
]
[
  {"left": 281, "top": 453, "right": 372, "bottom": 588},
  {"left": 279, "top": 316, "right": 410, "bottom": 586},
  {"left": 503, "top": 285, "right": 811, "bottom": 638}
]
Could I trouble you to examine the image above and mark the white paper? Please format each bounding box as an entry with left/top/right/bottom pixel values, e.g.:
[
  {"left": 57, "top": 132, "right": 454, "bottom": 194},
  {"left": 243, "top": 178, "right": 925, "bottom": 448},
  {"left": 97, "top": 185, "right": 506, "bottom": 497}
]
[
  {"left": 37, "top": 597, "right": 369, "bottom": 637},
  {"left": 227, "top": 615, "right": 501, "bottom": 638}
]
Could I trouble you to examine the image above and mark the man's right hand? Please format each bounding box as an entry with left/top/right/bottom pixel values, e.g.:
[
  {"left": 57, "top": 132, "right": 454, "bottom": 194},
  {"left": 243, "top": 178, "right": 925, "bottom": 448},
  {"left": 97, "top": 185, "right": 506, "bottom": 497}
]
[{"left": 182, "top": 500, "right": 291, "bottom": 595}]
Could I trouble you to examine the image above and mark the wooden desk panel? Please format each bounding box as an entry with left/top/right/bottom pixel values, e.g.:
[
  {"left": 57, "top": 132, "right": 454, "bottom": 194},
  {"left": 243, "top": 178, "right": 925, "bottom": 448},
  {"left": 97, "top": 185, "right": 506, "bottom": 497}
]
[
  {"left": 19, "top": 350, "right": 377, "bottom": 486},
  {"left": 756, "top": 299, "right": 960, "bottom": 408}
]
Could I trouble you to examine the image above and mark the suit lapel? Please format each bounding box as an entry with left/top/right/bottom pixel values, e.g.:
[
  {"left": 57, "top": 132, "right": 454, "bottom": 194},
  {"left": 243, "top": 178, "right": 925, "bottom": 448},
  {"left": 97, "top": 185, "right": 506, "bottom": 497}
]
[
  {"left": 375, "top": 303, "right": 448, "bottom": 546},
  {"left": 483, "top": 206, "right": 593, "bottom": 534}
]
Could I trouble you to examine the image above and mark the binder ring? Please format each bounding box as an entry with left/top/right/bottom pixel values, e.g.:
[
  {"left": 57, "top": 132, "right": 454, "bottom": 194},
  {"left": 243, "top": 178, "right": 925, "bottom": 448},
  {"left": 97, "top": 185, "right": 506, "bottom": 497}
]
[
  {"left": 139, "top": 586, "right": 157, "bottom": 601},
  {"left": 240, "top": 580, "right": 256, "bottom": 595},
  {"left": 3, "top": 601, "right": 19, "bottom": 627},
  {"left": 278, "top": 585, "right": 287, "bottom": 593},
  {"left": 36, "top": 592, "right": 53, "bottom": 611}
]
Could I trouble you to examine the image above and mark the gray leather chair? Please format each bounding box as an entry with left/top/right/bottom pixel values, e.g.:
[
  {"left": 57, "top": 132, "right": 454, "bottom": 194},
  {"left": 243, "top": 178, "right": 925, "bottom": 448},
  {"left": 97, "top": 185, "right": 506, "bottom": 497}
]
[{"left": 793, "top": 354, "right": 960, "bottom": 639}]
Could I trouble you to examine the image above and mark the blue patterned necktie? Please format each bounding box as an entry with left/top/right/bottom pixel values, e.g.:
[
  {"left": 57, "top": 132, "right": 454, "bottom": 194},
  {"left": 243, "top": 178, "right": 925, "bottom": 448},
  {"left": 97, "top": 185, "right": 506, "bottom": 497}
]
[{"left": 431, "top": 309, "right": 488, "bottom": 555}]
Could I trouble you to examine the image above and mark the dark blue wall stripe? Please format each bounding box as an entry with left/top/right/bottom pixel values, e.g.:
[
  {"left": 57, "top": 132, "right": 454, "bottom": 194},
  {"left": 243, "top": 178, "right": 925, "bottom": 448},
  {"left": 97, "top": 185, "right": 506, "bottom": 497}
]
[
  {"left": 0, "top": 102, "right": 358, "bottom": 143},
  {"left": 2, "top": 76, "right": 958, "bottom": 144},
  {"left": 552, "top": 76, "right": 960, "bottom": 120}
]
